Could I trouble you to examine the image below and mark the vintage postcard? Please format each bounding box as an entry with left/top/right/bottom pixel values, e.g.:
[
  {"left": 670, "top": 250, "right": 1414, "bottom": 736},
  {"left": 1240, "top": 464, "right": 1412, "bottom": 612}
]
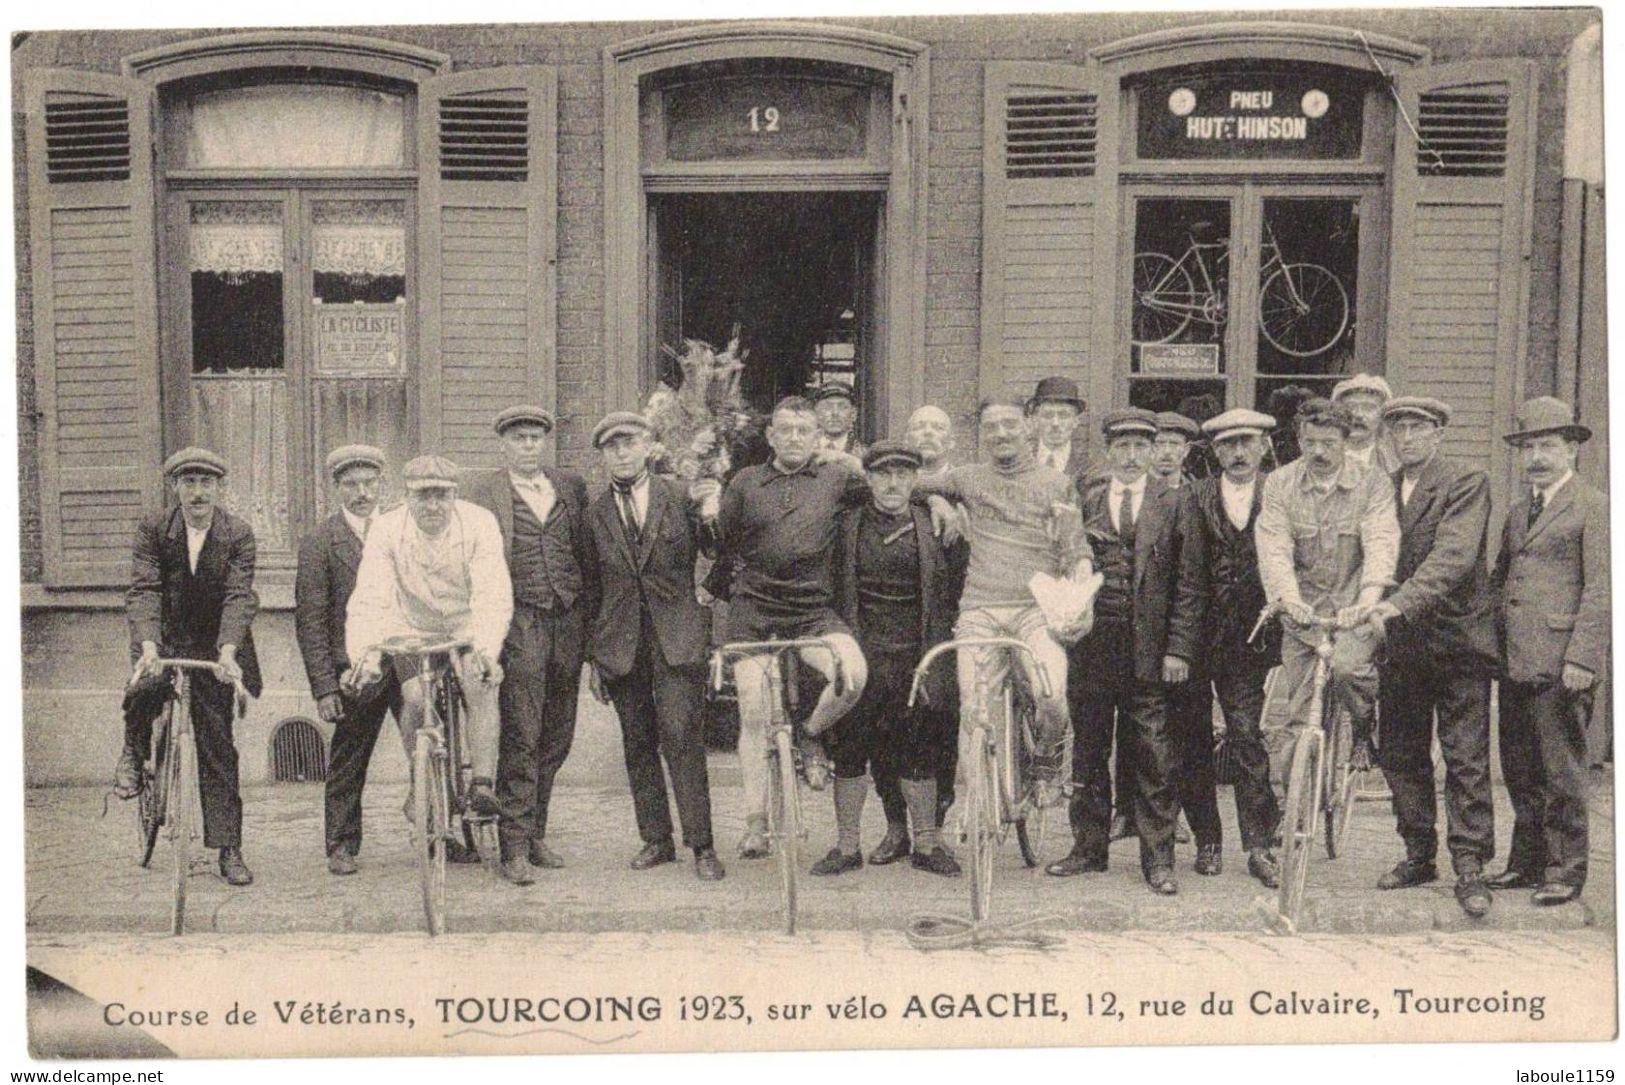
[{"left": 8, "top": 0, "right": 1616, "bottom": 1069}]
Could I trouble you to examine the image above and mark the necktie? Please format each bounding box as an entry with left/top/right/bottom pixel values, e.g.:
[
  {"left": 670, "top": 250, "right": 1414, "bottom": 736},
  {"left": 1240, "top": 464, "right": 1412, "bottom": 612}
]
[
  {"left": 614, "top": 480, "right": 642, "bottom": 545},
  {"left": 1118, "top": 489, "right": 1137, "bottom": 543},
  {"left": 1528, "top": 489, "right": 1545, "bottom": 529}
]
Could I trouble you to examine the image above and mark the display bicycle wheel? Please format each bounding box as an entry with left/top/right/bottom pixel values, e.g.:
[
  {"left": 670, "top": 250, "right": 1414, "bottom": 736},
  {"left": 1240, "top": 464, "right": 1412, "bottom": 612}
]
[
  {"left": 1276, "top": 729, "right": 1324, "bottom": 933},
  {"left": 1133, "top": 251, "right": 1197, "bottom": 344},
  {"left": 1259, "top": 262, "right": 1349, "bottom": 358}
]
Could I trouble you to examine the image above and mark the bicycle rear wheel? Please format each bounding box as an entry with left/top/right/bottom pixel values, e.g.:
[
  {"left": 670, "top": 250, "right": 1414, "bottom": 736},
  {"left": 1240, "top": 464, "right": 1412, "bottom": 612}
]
[
  {"left": 168, "top": 716, "right": 195, "bottom": 937},
  {"left": 1277, "top": 729, "right": 1324, "bottom": 933},
  {"left": 1259, "top": 262, "right": 1349, "bottom": 358},
  {"left": 769, "top": 727, "right": 801, "bottom": 934},
  {"left": 414, "top": 734, "right": 449, "bottom": 936},
  {"left": 965, "top": 726, "right": 998, "bottom": 923},
  {"left": 1133, "top": 252, "right": 1197, "bottom": 344},
  {"left": 1323, "top": 703, "right": 1357, "bottom": 859}
]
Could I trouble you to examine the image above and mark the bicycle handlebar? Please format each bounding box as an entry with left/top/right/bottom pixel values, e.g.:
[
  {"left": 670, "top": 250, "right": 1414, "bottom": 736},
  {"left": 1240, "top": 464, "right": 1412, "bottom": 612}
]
[
  {"left": 907, "top": 637, "right": 1053, "bottom": 709},
  {"left": 375, "top": 635, "right": 473, "bottom": 658},
  {"left": 1248, "top": 604, "right": 1347, "bottom": 644},
  {"left": 710, "top": 638, "right": 847, "bottom": 700},
  {"left": 135, "top": 658, "right": 251, "bottom": 707}
]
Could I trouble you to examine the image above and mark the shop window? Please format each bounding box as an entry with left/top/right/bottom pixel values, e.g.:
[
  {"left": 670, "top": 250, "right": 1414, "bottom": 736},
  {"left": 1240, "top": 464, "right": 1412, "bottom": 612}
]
[
  {"left": 1253, "top": 197, "right": 1359, "bottom": 409},
  {"left": 189, "top": 200, "right": 285, "bottom": 373},
  {"left": 1130, "top": 196, "right": 1229, "bottom": 415}
]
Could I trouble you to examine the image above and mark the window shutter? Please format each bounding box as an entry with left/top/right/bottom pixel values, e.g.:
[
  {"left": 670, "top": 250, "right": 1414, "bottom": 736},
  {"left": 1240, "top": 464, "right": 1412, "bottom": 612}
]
[
  {"left": 1386, "top": 60, "right": 1535, "bottom": 487},
  {"left": 981, "top": 63, "right": 1118, "bottom": 440},
  {"left": 418, "top": 66, "right": 557, "bottom": 468},
  {"left": 24, "top": 69, "right": 161, "bottom": 588}
]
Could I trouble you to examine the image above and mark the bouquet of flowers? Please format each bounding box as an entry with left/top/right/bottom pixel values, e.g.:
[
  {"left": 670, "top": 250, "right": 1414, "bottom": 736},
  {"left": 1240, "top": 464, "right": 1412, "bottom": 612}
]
[{"left": 642, "top": 327, "right": 760, "bottom": 494}]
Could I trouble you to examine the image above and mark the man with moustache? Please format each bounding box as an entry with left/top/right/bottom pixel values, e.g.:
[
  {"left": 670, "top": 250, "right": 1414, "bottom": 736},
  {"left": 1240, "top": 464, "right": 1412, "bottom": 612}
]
[
  {"left": 1488, "top": 398, "right": 1609, "bottom": 906},
  {"left": 1026, "top": 376, "right": 1091, "bottom": 482},
  {"left": 115, "top": 448, "right": 262, "bottom": 887},
  {"left": 1150, "top": 412, "right": 1200, "bottom": 489},
  {"left": 812, "top": 383, "right": 865, "bottom": 457},
  {"left": 1049, "top": 410, "right": 1186, "bottom": 894},
  {"left": 345, "top": 455, "right": 514, "bottom": 878},
  {"left": 462, "top": 407, "right": 598, "bottom": 879},
  {"left": 1170, "top": 410, "right": 1285, "bottom": 887},
  {"left": 296, "top": 445, "right": 417, "bottom": 876},
  {"left": 582, "top": 411, "right": 725, "bottom": 882},
  {"left": 823, "top": 441, "right": 966, "bottom": 876},
  {"left": 905, "top": 404, "right": 957, "bottom": 480},
  {"left": 1331, "top": 373, "right": 1398, "bottom": 474},
  {"left": 1356, "top": 397, "right": 1497, "bottom": 914},
  {"left": 1255, "top": 398, "right": 1399, "bottom": 783}
]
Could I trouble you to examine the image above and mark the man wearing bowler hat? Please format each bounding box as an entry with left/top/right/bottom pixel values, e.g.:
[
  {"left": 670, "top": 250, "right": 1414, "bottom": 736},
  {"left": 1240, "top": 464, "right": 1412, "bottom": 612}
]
[
  {"left": 583, "top": 411, "right": 725, "bottom": 881},
  {"left": 1489, "top": 397, "right": 1609, "bottom": 905},
  {"left": 462, "top": 407, "right": 599, "bottom": 879},
  {"left": 812, "top": 383, "right": 865, "bottom": 457},
  {"left": 115, "top": 447, "right": 262, "bottom": 887},
  {"left": 1026, "top": 376, "right": 1091, "bottom": 482},
  {"left": 296, "top": 444, "right": 416, "bottom": 876},
  {"left": 1359, "top": 397, "right": 1499, "bottom": 914}
]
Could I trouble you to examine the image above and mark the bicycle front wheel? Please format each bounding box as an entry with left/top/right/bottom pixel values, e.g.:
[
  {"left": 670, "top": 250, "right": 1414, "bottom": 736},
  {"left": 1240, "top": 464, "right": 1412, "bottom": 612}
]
[
  {"left": 770, "top": 727, "right": 801, "bottom": 935},
  {"left": 1323, "top": 703, "right": 1357, "bottom": 859},
  {"left": 965, "top": 726, "right": 999, "bottom": 923},
  {"left": 414, "top": 734, "right": 449, "bottom": 936},
  {"left": 168, "top": 716, "right": 195, "bottom": 937},
  {"left": 1133, "top": 252, "right": 1197, "bottom": 344},
  {"left": 137, "top": 714, "right": 169, "bottom": 869},
  {"left": 1259, "top": 263, "right": 1349, "bottom": 358},
  {"left": 1277, "top": 729, "right": 1324, "bottom": 933}
]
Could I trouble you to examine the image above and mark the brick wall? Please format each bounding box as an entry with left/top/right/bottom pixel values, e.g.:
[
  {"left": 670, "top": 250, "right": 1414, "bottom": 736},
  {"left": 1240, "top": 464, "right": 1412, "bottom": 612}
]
[{"left": 12, "top": 10, "right": 1598, "bottom": 582}]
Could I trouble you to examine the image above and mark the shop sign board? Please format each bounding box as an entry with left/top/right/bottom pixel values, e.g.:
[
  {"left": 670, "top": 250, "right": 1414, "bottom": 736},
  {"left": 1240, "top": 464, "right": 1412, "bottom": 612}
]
[
  {"left": 1139, "top": 342, "right": 1221, "bottom": 375},
  {"left": 314, "top": 302, "right": 405, "bottom": 375},
  {"left": 1137, "top": 68, "right": 1365, "bottom": 160}
]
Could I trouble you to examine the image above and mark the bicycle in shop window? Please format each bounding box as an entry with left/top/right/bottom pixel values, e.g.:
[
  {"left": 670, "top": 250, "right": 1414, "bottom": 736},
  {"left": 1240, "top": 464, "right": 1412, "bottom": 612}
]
[
  {"left": 1133, "top": 218, "right": 1351, "bottom": 359},
  {"left": 709, "top": 638, "right": 848, "bottom": 935},
  {"left": 908, "top": 637, "right": 1068, "bottom": 923},
  {"left": 132, "top": 658, "right": 250, "bottom": 936}
]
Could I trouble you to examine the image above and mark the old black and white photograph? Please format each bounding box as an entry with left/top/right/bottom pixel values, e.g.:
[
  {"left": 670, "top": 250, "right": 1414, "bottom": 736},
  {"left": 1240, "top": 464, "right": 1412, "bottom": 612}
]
[{"left": 5, "top": 0, "right": 1617, "bottom": 1072}]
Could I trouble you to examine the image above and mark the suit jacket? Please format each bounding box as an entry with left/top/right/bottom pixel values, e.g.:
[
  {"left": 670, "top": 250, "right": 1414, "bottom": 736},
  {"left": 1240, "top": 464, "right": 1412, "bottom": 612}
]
[
  {"left": 831, "top": 503, "right": 967, "bottom": 710},
  {"left": 1075, "top": 475, "right": 1188, "bottom": 684},
  {"left": 584, "top": 476, "right": 715, "bottom": 677},
  {"left": 294, "top": 512, "right": 372, "bottom": 701},
  {"left": 1168, "top": 473, "right": 1279, "bottom": 671},
  {"left": 1493, "top": 474, "right": 1611, "bottom": 684},
  {"left": 126, "top": 505, "right": 263, "bottom": 698},
  {"left": 461, "top": 466, "right": 601, "bottom": 623},
  {"left": 1382, "top": 455, "right": 1499, "bottom": 672}
]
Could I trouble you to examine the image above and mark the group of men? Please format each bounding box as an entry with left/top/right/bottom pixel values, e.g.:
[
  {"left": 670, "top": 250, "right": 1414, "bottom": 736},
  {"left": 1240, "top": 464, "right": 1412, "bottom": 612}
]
[{"left": 109, "top": 369, "right": 1607, "bottom": 918}]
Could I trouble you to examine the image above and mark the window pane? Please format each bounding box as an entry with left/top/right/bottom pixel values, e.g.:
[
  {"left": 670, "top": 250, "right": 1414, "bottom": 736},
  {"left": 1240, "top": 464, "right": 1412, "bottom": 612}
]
[
  {"left": 1255, "top": 197, "right": 1359, "bottom": 374},
  {"left": 189, "top": 201, "right": 284, "bottom": 373},
  {"left": 311, "top": 199, "right": 407, "bottom": 376},
  {"left": 183, "top": 84, "right": 406, "bottom": 169},
  {"left": 1130, "top": 197, "right": 1230, "bottom": 413}
]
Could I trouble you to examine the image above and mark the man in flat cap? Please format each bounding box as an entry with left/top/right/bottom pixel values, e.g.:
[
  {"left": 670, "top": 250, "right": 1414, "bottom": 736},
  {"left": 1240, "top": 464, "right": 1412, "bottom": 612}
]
[
  {"left": 296, "top": 444, "right": 412, "bottom": 876},
  {"left": 1026, "top": 376, "right": 1091, "bottom": 482},
  {"left": 582, "top": 411, "right": 724, "bottom": 881},
  {"left": 1150, "top": 412, "right": 1200, "bottom": 490},
  {"left": 1255, "top": 398, "right": 1399, "bottom": 786},
  {"left": 116, "top": 448, "right": 262, "bottom": 887},
  {"left": 812, "top": 383, "right": 865, "bottom": 457},
  {"left": 1352, "top": 397, "right": 1498, "bottom": 914},
  {"left": 462, "top": 407, "right": 598, "bottom": 879},
  {"left": 346, "top": 454, "right": 515, "bottom": 877},
  {"left": 1170, "top": 409, "right": 1283, "bottom": 888},
  {"left": 1489, "top": 397, "right": 1609, "bottom": 906},
  {"left": 1051, "top": 409, "right": 1189, "bottom": 894},
  {"left": 821, "top": 440, "right": 967, "bottom": 876},
  {"left": 1331, "top": 373, "right": 1398, "bottom": 474}
]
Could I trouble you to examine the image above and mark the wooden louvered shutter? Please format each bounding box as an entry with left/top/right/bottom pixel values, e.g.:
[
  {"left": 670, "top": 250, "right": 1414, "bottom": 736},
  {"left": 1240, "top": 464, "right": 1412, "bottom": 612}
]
[
  {"left": 24, "top": 69, "right": 162, "bottom": 588},
  {"left": 1386, "top": 60, "right": 1536, "bottom": 486},
  {"left": 980, "top": 63, "right": 1118, "bottom": 434},
  {"left": 418, "top": 66, "right": 557, "bottom": 468}
]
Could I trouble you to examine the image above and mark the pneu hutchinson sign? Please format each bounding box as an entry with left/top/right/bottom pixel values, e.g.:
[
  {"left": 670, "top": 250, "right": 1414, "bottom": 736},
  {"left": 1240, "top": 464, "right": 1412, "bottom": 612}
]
[{"left": 1136, "top": 64, "right": 1367, "bottom": 160}]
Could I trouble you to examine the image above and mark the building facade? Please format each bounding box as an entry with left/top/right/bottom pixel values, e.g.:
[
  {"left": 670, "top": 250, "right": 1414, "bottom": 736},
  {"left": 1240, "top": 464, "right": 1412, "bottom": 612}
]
[{"left": 14, "top": 11, "right": 1605, "bottom": 783}]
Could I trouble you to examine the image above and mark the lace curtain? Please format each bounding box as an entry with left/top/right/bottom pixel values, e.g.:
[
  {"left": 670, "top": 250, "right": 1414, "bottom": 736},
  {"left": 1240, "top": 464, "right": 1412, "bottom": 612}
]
[{"left": 182, "top": 84, "right": 406, "bottom": 170}]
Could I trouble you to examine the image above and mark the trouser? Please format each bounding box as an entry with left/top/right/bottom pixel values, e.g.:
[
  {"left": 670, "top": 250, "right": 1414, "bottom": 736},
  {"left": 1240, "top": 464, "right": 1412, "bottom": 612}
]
[
  {"left": 605, "top": 619, "right": 714, "bottom": 852},
  {"left": 400, "top": 648, "right": 502, "bottom": 783},
  {"left": 952, "top": 606, "right": 1070, "bottom": 750},
  {"left": 1499, "top": 678, "right": 1593, "bottom": 889},
  {"left": 1066, "top": 641, "right": 1177, "bottom": 874},
  {"left": 124, "top": 670, "right": 242, "bottom": 849},
  {"left": 1377, "top": 657, "right": 1494, "bottom": 875},
  {"left": 1269, "top": 621, "right": 1380, "bottom": 786},
  {"left": 1165, "top": 676, "right": 1223, "bottom": 848},
  {"left": 1211, "top": 661, "right": 1281, "bottom": 852},
  {"left": 496, "top": 605, "right": 585, "bottom": 854},
  {"left": 826, "top": 647, "right": 955, "bottom": 784},
  {"left": 324, "top": 674, "right": 404, "bottom": 857}
]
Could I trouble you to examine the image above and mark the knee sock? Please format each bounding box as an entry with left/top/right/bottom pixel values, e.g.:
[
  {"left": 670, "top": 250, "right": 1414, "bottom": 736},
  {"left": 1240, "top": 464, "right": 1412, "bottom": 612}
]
[
  {"left": 834, "top": 776, "right": 868, "bottom": 854},
  {"left": 901, "top": 777, "right": 941, "bottom": 852}
]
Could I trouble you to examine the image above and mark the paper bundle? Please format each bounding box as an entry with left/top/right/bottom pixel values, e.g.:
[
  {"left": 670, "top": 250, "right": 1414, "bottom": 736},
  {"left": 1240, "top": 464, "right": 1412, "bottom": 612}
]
[{"left": 1029, "top": 569, "right": 1104, "bottom": 645}]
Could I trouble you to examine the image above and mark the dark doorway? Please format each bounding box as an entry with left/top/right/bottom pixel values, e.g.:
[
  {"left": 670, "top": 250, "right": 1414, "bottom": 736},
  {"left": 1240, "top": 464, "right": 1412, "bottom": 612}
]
[{"left": 652, "top": 191, "right": 881, "bottom": 429}]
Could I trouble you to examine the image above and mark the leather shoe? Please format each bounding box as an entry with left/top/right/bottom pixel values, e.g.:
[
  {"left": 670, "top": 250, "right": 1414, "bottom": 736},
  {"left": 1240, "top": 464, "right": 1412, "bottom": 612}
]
[
  {"left": 1247, "top": 848, "right": 1280, "bottom": 889},
  {"left": 810, "top": 848, "right": 863, "bottom": 876},
  {"left": 465, "top": 779, "right": 500, "bottom": 818},
  {"left": 694, "top": 848, "right": 725, "bottom": 881},
  {"left": 911, "top": 846, "right": 962, "bottom": 877},
  {"left": 527, "top": 839, "right": 565, "bottom": 869},
  {"left": 1454, "top": 873, "right": 1492, "bottom": 918},
  {"left": 1194, "top": 844, "right": 1222, "bottom": 876},
  {"left": 1532, "top": 882, "right": 1581, "bottom": 906},
  {"left": 1376, "top": 858, "right": 1437, "bottom": 890},
  {"left": 1486, "top": 867, "right": 1540, "bottom": 890},
  {"left": 1046, "top": 850, "right": 1107, "bottom": 877},
  {"left": 868, "top": 826, "right": 912, "bottom": 865},
  {"left": 499, "top": 856, "right": 536, "bottom": 886},
  {"left": 1146, "top": 867, "right": 1179, "bottom": 895},
  {"left": 113, "top": 745, "right": 142, "bottom": 799},
  {"left": 737, "top": 823, "right": 770, "bottom": 860},
  {"left": 630, "top": 839, "right": 678, "bottom": 870},
  {"left": 218, "top": 847, "right": 253, "bottom": 886},
  {"left": 1109, "top": 815, "right": 1134, "bottom": 842},
  {"left": 327, "top": 850, "right": 358, "bottom": 876}
]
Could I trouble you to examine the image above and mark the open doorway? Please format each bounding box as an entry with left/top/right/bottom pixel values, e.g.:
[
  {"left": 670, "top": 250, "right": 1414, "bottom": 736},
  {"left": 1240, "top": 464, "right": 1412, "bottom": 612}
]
[{"left": 651, "top": 191, "right": 881, "bottom": 432}]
